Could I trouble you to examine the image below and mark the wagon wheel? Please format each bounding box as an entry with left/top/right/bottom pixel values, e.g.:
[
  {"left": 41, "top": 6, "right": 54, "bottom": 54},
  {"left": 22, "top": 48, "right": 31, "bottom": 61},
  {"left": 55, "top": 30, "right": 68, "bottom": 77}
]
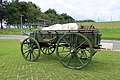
[
  {"left": 56, "top": 33, "right": 95, "bottom": 69},
  {"left": 21, "top": 37, "right": 40, "bottom": 61},
  {"left": 41, "top": 45, "right": 56, "bottom": 55}
]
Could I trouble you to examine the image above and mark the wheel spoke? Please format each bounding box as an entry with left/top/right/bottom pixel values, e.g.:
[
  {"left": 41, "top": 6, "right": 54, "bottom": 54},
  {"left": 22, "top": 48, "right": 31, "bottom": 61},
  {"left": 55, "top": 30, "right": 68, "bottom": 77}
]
[
  {"left": 70, "top": 34, "right": 74, "bottom": 47},
  {"left": 49, "top": 47, "right": 53, "bottom": 53},
  {"left": 30, "top": 52, "right": 31, "bottom": 60},
  {"left": 30, "top": 43, "right": 34, "bottom": 49},
  {"left": 23, "top": 50, "right": 29, "bottom": 54},
  {"left": 86, "top": 49, "right": 90, "bottom": 53},
  {"left": 45, "top": 48, "right": 47, "bottom": 54},
  {"left": 63, "top": 38, "right": 70, "bottom": 47},
  {"left": 23, "top": 47, "right": 29, "bottom": 50},
  {"left": 76, "top": 54, "right": 84, "bottom": 65},
  {"left": 71, "top": 34, "right": 73, "bottom": 43},
  {"left": 77, "top": 50, "right": 82, "bottom": 55},
  {"left": 24, "top": 44, "right": 29, "bottom": 48},
  {"left": 33, "top": 50, "right": 38, "bottom": 55},
  {"left": 25, "top": 52, "right": 30, "bottom": 59},
  {"left": 67, "top": 56, "right": 72, "bottom": 67},
  {"left": 47, "top": 47, "right": 50, "bottom": 53},
  {"left": 73, "top": 55, "right": 77, "bottom": 68},
  {"left": 83, "top": 51, "right": 88, "bottom": 58},
  {"left": 60, "top": 53, "right": 71, "bottom": 61},
  {"left": 23, "top": 44, "right": 29, "bottom": 50},
  {"left": 75, "top": 35, "right": 78, "bottom": 42},
  {"left": 76, "top": 41, "right": 86, "bottom": 49},
  {"left": 31, "top": 52, "right": 35, "bottom": 60},
  {"left": 49, "top": 47, "right": 53, "bottom": 52},
  {"left": 42, "top": 47, "right": 45, "bottom": 51}
]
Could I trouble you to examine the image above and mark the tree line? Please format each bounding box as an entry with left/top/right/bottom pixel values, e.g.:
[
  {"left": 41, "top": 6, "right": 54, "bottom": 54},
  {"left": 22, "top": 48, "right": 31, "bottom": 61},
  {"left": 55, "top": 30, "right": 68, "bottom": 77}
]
[
  {"left": 0, "top": 0, "right": 95, "bottom": 29},
  {"left": 0, "top": 0, "right": 75, "bottom": 29}
]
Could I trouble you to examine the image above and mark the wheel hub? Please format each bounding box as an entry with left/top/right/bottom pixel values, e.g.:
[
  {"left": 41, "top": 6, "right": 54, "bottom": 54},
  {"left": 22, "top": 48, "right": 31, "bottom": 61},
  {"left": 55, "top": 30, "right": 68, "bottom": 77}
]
[
  {"left": 70, "top": 47, "right": 76, "bottom": 53},
  {"left": 70, "top": 49, "right": 74, "bottom": 53},
  {"left": 28, "top": 48, "right": 33, "bottom": 53}
]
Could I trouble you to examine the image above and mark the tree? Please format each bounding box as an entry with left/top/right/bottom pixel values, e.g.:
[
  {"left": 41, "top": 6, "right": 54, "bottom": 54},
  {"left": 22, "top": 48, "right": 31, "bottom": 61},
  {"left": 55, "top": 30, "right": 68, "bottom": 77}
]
[
  {"left": 5, "top": 1, "right": 75, "bottom": 28},
  {"left": 5, "top": 1, "right": 42, "bottom": 28},
  {"left": 6, "top": 2, "right": 20, "bottom": 25},
  {"left": 44, "top": 8, "right": 58, "bottom": 20},
  {"left": 43, "top": 9, "right": 75, "bottom": 24},
  {"left": 0, "top": 0, "right": 8, "bottom": 29},
  {"left": 26, "top": 2, "right": 42, "bottom": 23},
  {"left": 58, "top": 13, "right": 75, "bottom": 23}
]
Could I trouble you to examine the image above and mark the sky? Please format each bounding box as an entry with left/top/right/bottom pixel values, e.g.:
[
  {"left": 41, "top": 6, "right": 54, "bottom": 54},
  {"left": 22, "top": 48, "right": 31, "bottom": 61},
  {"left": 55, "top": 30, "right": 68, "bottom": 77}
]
[{"left": 19, "top": 0, "right": 120, "bottom": 21}]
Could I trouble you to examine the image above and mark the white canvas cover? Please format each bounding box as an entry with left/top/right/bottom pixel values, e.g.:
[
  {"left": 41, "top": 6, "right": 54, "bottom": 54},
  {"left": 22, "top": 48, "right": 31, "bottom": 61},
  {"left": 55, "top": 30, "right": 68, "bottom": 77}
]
[{"left": 42, "top": 23, "right": 78, "bottom": 30}]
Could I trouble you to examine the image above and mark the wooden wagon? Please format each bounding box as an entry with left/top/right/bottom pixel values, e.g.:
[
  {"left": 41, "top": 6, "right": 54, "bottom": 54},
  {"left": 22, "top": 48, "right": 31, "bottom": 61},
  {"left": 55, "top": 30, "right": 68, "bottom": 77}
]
[{"left": 21, "top": 26, "right": 101, "bottom": 69}]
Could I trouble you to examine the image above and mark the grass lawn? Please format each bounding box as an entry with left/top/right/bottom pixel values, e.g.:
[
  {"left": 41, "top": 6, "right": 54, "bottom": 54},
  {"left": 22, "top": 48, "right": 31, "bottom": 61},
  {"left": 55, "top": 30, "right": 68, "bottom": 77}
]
[
  {"left": 100, "top": 28, "right": 120, "bottom": 40},
  {"left": 0, "top": 28, "right": 41, "bottom": 35},
  {"left": 0, "top": 39, "right": 120, "bottom": 80}
]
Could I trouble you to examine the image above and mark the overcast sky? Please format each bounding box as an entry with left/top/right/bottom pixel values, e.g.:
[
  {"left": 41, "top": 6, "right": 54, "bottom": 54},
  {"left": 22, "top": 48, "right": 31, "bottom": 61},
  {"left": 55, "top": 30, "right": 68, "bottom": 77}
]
[{"left": 19, "top": 0, "right": 120, "bottom": 21}]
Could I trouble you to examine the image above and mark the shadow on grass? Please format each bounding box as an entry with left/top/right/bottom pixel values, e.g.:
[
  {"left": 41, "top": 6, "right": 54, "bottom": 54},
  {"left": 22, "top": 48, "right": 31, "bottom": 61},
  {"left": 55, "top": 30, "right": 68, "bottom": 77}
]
[
  {"left": 34, "top": 53, "right": 107, "bottom": 70},
  {"left": 20, "top": 51, "right": 120, "bottom": 71}
]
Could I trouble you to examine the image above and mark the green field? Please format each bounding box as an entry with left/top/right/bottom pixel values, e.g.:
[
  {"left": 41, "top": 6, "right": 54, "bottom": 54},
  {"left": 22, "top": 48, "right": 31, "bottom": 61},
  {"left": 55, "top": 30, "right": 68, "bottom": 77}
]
[
  {"left": 0, "top": 39, "right": 120, "bottom": 80},
  {"left": 0, "top": 28, "right": 41, "bottom": 35},
  {"left": 100, "top": 28, "right": 120, "bottom": 40}
]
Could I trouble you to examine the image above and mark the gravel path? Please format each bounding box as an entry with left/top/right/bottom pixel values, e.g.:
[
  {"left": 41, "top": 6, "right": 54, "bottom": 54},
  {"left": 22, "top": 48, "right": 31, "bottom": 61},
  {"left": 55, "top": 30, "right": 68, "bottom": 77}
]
[
  {"left": 101, "top": 40, "right": 120, "bottom": 51},
  {"left": 0, "top": 35, "right": 27, "bottom": 40}
]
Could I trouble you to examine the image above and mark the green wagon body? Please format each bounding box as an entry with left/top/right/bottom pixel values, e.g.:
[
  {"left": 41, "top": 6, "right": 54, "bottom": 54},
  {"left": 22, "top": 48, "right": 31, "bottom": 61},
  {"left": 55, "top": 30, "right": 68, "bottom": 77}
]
[
  {"left": 21, "top": 28, "right": 101, "bottom": 69},
  {"left": 30, "top": 29, "right": 101, "bottom": 48}
]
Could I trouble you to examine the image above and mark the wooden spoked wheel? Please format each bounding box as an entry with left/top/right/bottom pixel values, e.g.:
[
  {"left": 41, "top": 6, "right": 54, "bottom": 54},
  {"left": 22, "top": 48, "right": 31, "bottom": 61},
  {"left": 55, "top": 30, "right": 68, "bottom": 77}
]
[
  {"left": 41, "top": 45, "right": 56, "bottom": 55},
  {"left": 56, "top": 33, "right": 95, "bottom": 69},
  {"left": 21, "top": 37, "right": 40, "bottom": 61}
]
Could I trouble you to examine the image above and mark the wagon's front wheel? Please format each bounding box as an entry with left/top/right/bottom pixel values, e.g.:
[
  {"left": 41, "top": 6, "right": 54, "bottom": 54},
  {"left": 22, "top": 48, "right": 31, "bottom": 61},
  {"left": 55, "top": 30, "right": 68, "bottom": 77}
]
[
  {"left": 21, "top": 37, "right": 40, "bottom": 61},
  {"left": 56, "top": 33, "right": 95, "bottom": 69}
]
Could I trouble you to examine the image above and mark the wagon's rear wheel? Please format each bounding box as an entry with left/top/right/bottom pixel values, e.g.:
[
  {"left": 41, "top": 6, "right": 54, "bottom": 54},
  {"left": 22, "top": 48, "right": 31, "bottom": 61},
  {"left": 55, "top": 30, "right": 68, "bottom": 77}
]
[
  {"left": 41, "top": 45, "right": 56, "bottom": 55},
  {"left": 21, "top": 37, "right": 40, "bottom": 61},
  {"left": 56, "top": 33, "right": 95, "bottom": 69}
]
